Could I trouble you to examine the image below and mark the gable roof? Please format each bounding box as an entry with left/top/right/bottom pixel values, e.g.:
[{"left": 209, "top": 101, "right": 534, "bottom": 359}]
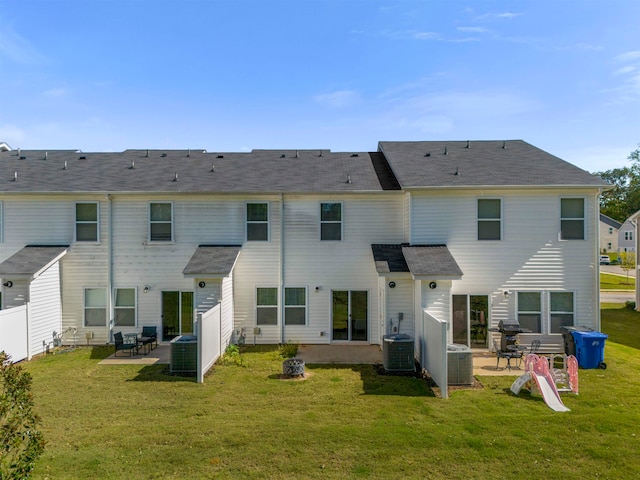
[
  {"left": 378, "top": 140, "right": 608, "bottom": 189},
  {"left": 182, "top": 245, "right": 242, "bottom": 277},
  {"left": 0, "top": 245, "right": 68, "bottom": 278},
  {"left": 371, "top": 244, "right": 463, "bottom": 279},
  {"left": 0, "top": 149, "right": 390, "bottom": 194},
  {"left": 600, "top": 213, "right": 622, "bottom": 229}
]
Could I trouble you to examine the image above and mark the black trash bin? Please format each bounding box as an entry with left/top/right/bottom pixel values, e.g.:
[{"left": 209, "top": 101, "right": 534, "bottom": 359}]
[{"left": 560, "top": 326, "right": 593, "bottom": 356}]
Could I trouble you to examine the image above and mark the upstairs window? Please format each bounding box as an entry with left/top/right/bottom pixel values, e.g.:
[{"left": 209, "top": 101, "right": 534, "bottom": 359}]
[
  {"left": 321, "top": 202, "right": 342, "bottom": 241},
  {"left": 560, "top": 198, "right": 584, "bottom": 240},
  {"left": 114, "top": 288, "right": 136, "bottom": 327},
  {"left": 76, "top": 202, "right": 98, "bottom": 242},
  {"left": 285, "top": 287, "right": 307, "bottom": 325},
  {"left": 149, "top": 202, "right": 173, "bottom": 242},
  {"left": 246, "top": 203, "right": 269, "bottom": 241},
  {"left": 256, "top": 287, "right": 278, "bottom": 325},
  {"left": 625, "top": 231, "right": 633, "bottom": 241},
  {"left": 477, "top": 199, "right": 501, "bottom": 240}
]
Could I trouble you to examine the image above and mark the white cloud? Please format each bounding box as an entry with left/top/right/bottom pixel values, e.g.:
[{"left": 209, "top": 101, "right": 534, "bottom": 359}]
[
  {"left": 313, "top": 90, "right": 360, "bottom": 108},
  {"left": 413, "top": 31, "right": 440, "bottom": 40},
  {"left": 457, "top": 27, "right": 490, "bottom": 34},
  {"left": 496, "top": 12, "right": 523, "bottom": 19},
  {"left": 42, "top": 88, "right": 67, "bottom": 98},
  {"left": 0, "top": 24, "right": 46, "bottom": 65},
  {"left": 615, "top": 51, "right": 640, "bottom": 62}
]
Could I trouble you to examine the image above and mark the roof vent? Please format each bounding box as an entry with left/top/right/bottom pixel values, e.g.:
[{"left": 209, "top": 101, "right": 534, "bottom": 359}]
[
  {"left": 187, "top": 149, "right": 191, "bottom": 157},
  {"left": 44, "top": 152, "right": 48, "bottom": 160},
  {"left": 17, "top": 148, "right": 20, "bottom": 157},
  {"left": 466, "top": 140, "right": 470, "bottom": 149},
  {"left": 173, "top": 172, "right": 179, "bottom": 182},
  {"left": 502, "top": 141, "right": 506, "bottom": 149},
  {"left": 454, "top": 166, "right": 460, "bottom": 176},
  {"left": 210, "top": 163, "right": 215, "bottom": 172},
  {"left": 280, "top": 154, "right": 286, "bottom": 158},
  {"left": 20, "top": 156, "right": 26, "bottom": 160},
  {"left": 295, "top": 150, "right": 299, "bottom": 158},
  {"left": 161, "top": 153, "right": 167, "bottom": 157},
  {"left": 78, "top": 156, "right": 86, "bottom": 160},
  {"left": 216, "top": 155, "right": 224, "bottom": 159},
  {"left": 346, "top": 173, "right": 352, "bottom": 184},
  {"left": 146, "top": 149, "right": 150, "bottom": 157},
  {"left": 424, "top": 152, "right": 431, "bottom": 157},
  {"left": 350, "top": 153, "right": 358, "bottom": 157},
  {"left": 129, "top": 159, "right": 135, "bottom": 169},
  {"left": 319, "top": 151, "right": 323, "bottom": 157},
  {"left": 63, "top": 160, "right": 68, "bottom": 170},
  {"left": 13, "top": 171, "right": 17, "bottom": 181},
  {"left": 444, "top": 146, "right": 448, "bottom": 155}
]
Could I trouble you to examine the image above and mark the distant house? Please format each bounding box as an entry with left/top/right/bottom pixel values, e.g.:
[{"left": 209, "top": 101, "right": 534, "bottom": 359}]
[
  {"left": 599, "top": 213, "right": 621, "bottom": 253},
  {"left": 0, "top": 140, "right": 609, "bottom": 363},
  {"left": 618, "top": 218, "right": 635, "bottom": 253}
]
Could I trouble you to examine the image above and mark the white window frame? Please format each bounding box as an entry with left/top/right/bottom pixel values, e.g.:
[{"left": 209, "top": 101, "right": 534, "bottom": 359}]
[
  {"left": 320, "top": 201, "right": 343, "bottom": 241},
  {"left": 84, "top": 287, "right": 107, "bottom": 327},
  {"left": 477, "top": 198, "right": 502, "bottom": 241},
  {"left": 246, "top": 202, "right": 270, "bottom": 242},
  {"left": 256, "top": 287, "right": 278, "bottom": 326},
  {"left": 149, "top": 202, "right": 174, "bottom": 242},
  {"left": 516, "top": 291, "right": 542, "bottom": 334},
  {"left": 114, "top": 287, "right": 137, "bottom": 327},
  {"left": 284, "top": 287, "right": 307, "bottom": 326},
  {"left": 560, "top": 198, "right": 585, "bottom": 240},
  {"left": 75, "top": 202, "right": 99, "bottom": 242},
  {"left": 625, "top": 231, "right": 633, "bottom": 241},
  {"left": 549, "top": 291, "right": 575, "bottom": 333}
]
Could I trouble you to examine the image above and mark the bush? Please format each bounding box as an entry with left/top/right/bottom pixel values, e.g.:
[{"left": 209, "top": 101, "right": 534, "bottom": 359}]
[
  {"left": 220, "top": 344, "right": 247, "bottom": 367},
  {"left": 625, "top": 301, "right": 636, "bottom": 310},
  {"left": 277, "top": 343, "right": 298, "bottom": 359},
  {"left": 0, "top": 352, "right": 45, "bottom": 479}
]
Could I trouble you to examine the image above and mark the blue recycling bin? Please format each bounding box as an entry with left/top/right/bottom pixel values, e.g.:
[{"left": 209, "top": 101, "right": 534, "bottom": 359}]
[{"left": 572, "top": 331, "right": 608, "bottom": 369}]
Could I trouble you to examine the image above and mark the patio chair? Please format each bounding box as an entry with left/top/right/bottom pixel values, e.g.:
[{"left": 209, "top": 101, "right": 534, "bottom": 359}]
[
  {"left": 528, "top": 339, "right": 541, "bottom": 354},
  {"left": 114, "top": 332, "right": 137, "bottom": 357},
  {"left": 138, "top": 326, "right": 158, "bottom": 353},
  {"left": 493, "top": 339, "right": 520, "bottom": 371}
]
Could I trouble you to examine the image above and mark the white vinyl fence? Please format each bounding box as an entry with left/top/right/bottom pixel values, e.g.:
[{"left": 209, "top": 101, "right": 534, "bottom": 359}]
[
  {"left": 422, "top": 310, "right": 449, "bottom": 399},
  {"left": 197, "top": 303, "right": 222, "bottom": 383},
  {"left": 0, "top": 305, "right": 28, "bottom": 363}
]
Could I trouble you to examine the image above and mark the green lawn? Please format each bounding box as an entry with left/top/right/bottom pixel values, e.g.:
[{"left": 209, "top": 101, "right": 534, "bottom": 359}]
[
  {"left": 22, "top": 308, "right": 640, "bottom": 479},
  {"left": 600, "top": 272, "right": 635, "bottom": 290}
]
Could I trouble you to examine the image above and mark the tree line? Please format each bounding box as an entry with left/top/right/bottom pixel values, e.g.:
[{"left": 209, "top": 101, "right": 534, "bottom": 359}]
[{"left": 595, "top": 145, "right": 640, "bottom": 222}]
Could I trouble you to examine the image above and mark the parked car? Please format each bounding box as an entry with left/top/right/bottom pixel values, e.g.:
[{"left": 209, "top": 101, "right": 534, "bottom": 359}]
[{"left": 600, "top": 255, "right": 610, "bottom": 265}]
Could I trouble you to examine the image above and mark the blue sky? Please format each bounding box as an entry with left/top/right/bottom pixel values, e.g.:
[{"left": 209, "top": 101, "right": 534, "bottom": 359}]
[{"left": 0, "top": 0, "right": 638, "bottom": 173}]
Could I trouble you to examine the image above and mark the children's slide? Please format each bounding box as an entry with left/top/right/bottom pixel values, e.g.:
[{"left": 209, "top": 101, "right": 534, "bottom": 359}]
[{"left": 510, "top": 354, "right": 572, "bottom": 412}]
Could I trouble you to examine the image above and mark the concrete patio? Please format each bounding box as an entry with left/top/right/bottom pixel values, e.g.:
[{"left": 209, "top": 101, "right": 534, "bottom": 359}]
[{"left": 97, "top": 343, "right": 522, "bottom": 377}]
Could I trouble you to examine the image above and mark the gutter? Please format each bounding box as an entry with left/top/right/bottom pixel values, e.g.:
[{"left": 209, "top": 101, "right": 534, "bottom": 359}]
[
  {"left": 279, "top": 193, "right": 285, "bottom": 344},
  {"left": 106, "top": 194, "right": 114, "bottom": 343}
]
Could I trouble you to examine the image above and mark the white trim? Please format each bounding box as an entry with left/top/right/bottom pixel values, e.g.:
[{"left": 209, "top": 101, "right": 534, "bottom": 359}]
[
  {"left": 74, "top": 201, "right": 100, "bottom": 243},
  {"left": 320, "top": 201, "right": 343, "bottom": 241},
  {"left": 83, "top": 287, "right": 108, "bottom": 327},
  {"left": 113, "top": 286, "right": 138, "bottom": 328},
  {"left": 284, "top": 286, "right": 308, "bottom": 326},
  {"left": 255, "top": 286, "right": 278, "bottom": 326},
  {"left": 477, "top": 197, "right": 502, "bottom": 241},
  {"left": 245, "top": 201, "right": 270, "bottom": 242},
  {"left": 560, "top": 197, "right": 586, "bottom": 241},
  {"left": 148, "top": 201, "right": 174, "bottom": 243}
]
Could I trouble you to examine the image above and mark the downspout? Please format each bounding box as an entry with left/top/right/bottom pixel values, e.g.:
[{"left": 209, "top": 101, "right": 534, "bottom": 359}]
[
  {"left": 594, "top": 191, "right": 602, "bottom": 331},
  {"left": 106, "top": 194, "right": 114, "bottom": 343},
  {"left": 279, "top": 194, "right": 285, "bottom": 344}
]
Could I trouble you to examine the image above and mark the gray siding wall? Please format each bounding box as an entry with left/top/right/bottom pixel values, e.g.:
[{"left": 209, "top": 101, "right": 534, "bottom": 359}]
[{"left": 28, "top": 262, "right": 62, "bottom": 358}]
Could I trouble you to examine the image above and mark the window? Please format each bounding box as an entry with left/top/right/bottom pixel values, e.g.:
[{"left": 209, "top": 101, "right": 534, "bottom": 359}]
[
  {"left": 477, "top": 199, "right": 501, "bottom": 240},
  {"left": 285, "top": 287, "right": 306, "bottom": 325},
  {"left": 625, "top": 231, "right": 633, "bottom": 241},
  {"left": 149, "top": 202, "right": 173, "bottom": 242},
  {"left": 608, "top": 227, "right": 613, "bottom": 234},
  {"left": 84, "top": 288, "right": 107, "bottom": 327},
  {"left": 76, "top": 202, "right": 98, "bottom": 242},
  {"left": 256, "top": 287, "right": 277, "bottom": 325},
  {"left": 560, "top": 198, "right": 584, "bottom": 240},
  {"left": 321, "top": 202, "right": 342, "bottom": 241},
  {"left": 517, "top": 292, "right": 541, "bottom": 333},
  {"left": 550, "top": 292, "right": 574, "bottom": 333},
  {"left": 246, "top": 203, "right": 269, "bottom": 241},
  {"left": 114, "top": 288, "right": 136, "bottom": 327}
]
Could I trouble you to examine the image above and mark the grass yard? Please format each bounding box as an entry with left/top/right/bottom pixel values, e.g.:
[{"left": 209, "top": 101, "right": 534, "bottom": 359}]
[
  {"left": 600, "top": 273, "right": 635, "bottom": 290},
  {"left": 22, "top": 307, "right": 640, "bottom": 480}
]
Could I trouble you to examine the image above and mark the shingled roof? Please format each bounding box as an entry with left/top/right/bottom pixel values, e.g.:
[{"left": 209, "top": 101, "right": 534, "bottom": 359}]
[
  {"left": 0, "top": 149, "right": 391, "bottom": 194},
  {"left": 378, "top": 140, "right": 608, "bottom": 188},
  {"left": 0, "top": 245, "right": 68, "bottom": 278}
]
